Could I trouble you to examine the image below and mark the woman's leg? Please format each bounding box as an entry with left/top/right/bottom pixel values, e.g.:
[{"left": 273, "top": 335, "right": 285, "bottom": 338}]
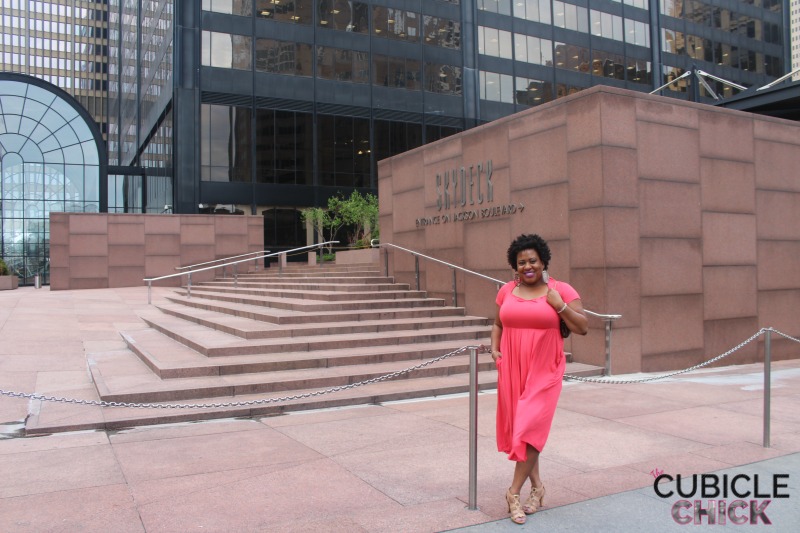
[
  {"left": 509, "top": 444, "right": 539, "bottom": 494},
  {"left": 528, "top": 452, "right": 543, "bottom": 489}
]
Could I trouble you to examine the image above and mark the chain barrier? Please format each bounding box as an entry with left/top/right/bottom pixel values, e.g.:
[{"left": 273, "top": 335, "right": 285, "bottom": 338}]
[
  {"left": 0, "top": 345, "right": 477, "bottom": 410},
  {"left": 563, "top": 327, "right": 797, "bottom": 384},
  {"left": 1, "top": 328, "right": 797, "bottom": 409}
]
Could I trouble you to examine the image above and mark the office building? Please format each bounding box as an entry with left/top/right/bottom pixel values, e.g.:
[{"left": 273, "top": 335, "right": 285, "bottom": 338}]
[{"left": 1, "top": 0, "right": 791, "bottom": 283}]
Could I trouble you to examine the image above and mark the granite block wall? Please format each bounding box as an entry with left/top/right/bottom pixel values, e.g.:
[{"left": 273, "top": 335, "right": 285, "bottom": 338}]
[
  {"left": 378, "top": 86, "right": 800, "bottom": 373},
  {"left": 50, "top": 213, "right": 263, "bottom": 290}
]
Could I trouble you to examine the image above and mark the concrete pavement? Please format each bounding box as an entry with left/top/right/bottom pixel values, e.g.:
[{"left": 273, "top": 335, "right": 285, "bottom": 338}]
[{"left": 0, "top": 285, "right": 798, "bottom": 532}]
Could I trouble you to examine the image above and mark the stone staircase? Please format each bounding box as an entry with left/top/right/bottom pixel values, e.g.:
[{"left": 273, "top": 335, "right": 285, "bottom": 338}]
[{"left": 30, "top": 262, "right": 604, "bottom": 433}]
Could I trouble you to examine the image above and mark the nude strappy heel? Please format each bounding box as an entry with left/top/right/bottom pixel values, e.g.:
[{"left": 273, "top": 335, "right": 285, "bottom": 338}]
[
  {"left": 506, "top": 489, "right": 526, "bottom": 524},
  {"left": 522, "top": 484, "right": 545, "bottom": 514}
]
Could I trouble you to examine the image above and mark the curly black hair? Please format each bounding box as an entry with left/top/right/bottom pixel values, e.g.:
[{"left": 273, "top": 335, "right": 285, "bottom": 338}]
[{"left": 506, "top": 234, "right": 551, "bottom": 270}]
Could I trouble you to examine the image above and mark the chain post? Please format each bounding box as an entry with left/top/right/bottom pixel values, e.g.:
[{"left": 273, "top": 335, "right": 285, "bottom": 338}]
[
  {"left": 452, "top": 268, "right": 458, "bottom": 308},
  {"left": 468, "top": 346, "right": 479, "bottom": 511},
  {"left": 604, "top": 320, "right": 613, "bottom": 376},
  {"left": 763, "top": 328, "right": 771, "bottom": 448}
]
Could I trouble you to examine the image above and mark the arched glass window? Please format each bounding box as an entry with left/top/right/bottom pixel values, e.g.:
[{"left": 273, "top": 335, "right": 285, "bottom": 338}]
[{"left": 0, "top": 74, "right": 105, "bottom": 285}]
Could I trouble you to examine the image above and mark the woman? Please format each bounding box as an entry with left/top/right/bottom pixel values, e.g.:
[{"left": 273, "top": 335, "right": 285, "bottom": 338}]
[{"left": 490, "top": 234, "right": 588, "bottom": 525}]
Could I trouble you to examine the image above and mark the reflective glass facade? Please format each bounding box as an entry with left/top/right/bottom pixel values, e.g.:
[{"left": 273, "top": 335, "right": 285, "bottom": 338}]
[
  {"left": 0, "top": 1, "right": 109, "bottom": 136},
  {"left": 0, "top": 75, "right": 106, "bottom": 285},
  {"left": 3, "top": 0, "right": 789, "bottom": 260}
]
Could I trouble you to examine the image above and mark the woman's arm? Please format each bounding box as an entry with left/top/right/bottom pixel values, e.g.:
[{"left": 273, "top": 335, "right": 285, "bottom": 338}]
[
  {"left": 546, "top": 289, "right": 589, "bottom": 335},
  {"left": 491, "top": 304, "right": 503, "bottom": 362}
]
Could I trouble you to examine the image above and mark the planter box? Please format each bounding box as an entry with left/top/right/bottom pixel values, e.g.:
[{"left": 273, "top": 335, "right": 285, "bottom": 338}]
[
  {"left": 335, "top": 248, "right": 380, "bottom": 265},
  {"left": 0, "top": 275, "right": 19, "bottom": 290}
]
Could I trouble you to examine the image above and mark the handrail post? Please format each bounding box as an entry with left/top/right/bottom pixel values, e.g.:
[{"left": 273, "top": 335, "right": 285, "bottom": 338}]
[
  {"left": 414, "top": 255, "right": 420, "bottom": 291},
  {"left": 604, "top": 320, "right": 613, "bottom": 376},
  {"left": 383, "top": 246, "right": 389, "bottom": 277},
  {"left": 468, "top": 346, "right": 479, "bottom": 511},
  {"left": 763, "top": 328, "right": 771, "bottom": 448},
  {"left": 187, "top": 272, "right": 192, "bottom": 298},
  {"left": 279, "top": 252, "right": 285, "bottom": 275},
  {"left": 452, "top": 268, "right": 457, "bottom": 307},
  {"left": 147, "top": 280, "right": 152, "bottom": 305},
  {"left": 222, "top": 265, "right": 226, "bottom": 278},
  {"left": 234, "top": 263, "right": 238, "bottom": 287}
]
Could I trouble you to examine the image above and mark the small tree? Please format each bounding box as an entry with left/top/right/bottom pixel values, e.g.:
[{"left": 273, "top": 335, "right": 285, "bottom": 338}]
[
  {"left": 0, "top": 258, "right": 8, "bottom": 276},
  {"left": 300, "top": 207, "right": 326, "bottom": 245},
  {"left": 336, "top": 191, "right": 378, "bottom": 248},
  {"left": 302, "top": 192, "right": 380, "bottom": 253}
]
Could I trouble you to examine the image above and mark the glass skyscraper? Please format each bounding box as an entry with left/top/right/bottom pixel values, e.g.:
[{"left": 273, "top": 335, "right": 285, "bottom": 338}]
[{"left": 2, "top": 0, "right": 791, "bottom": 259}]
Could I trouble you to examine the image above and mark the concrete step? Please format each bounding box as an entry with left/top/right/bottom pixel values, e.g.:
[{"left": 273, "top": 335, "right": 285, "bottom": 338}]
[
  {"left": 198, "top": 280, "right": 411, "bottom": 293},
  {"left": 185, "top": 285, "right": 428, "bottom": 302},
  {"left": 154, "top": 302, "right": 490, "bottom": 340},
  {"left": 175, "top": 288, "right": 447, "bottom": 312},
  {"left": 89, "top": 341, "right": 498, "bottom": 403},
  {"left": 138, "top": 310, "right": 492, "bottom": 357},
  {"left": 255, "top": 263, "right": 382, "bottom": 275},
  {"left": 163, "top": 294, "right": 467, "bottom": 325},
  {"left": 121, "top": 326, "right": 493, "bottom": 379},
  {"left": 226, "top": 275, "right": 397, "bottom": 285},
  {"left": 30, "top": 364, "right": 506, "bottom": 434}
]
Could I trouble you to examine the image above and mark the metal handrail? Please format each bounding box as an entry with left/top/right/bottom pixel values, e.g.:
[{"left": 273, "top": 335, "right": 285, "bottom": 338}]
[
  {"left": 370, "top": 240, "right": 506, "bottom": 292},
  {"left": 143, "top": 241, "right": 339, "bottom": 304},
  {"left": 372, "top": 239, "right": 622, "bottom": 374},
  {"left": 175, "top": 250, "right": 270, "bottom": 271}
]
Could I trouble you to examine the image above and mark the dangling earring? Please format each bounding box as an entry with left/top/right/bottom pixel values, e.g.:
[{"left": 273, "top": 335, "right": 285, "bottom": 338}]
[
  {"left": 514, "top": 272, "right": 520, "bottom": 287},
  {"left": 542, "top": 270, "right": 550, "bottom": 285}
]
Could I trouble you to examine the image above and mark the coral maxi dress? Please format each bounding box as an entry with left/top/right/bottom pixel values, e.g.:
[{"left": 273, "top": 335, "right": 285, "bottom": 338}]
[{"left": 495, "top": 278, "right": 580, "bottom": 462}]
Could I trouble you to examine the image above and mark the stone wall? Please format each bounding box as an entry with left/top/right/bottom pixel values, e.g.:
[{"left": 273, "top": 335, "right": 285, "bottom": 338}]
[
  {"left": 377, "top": 85, "right": 800, "bottom": 373},
  {"left": 50, "top": 213, "right": 264, "bottom": 290}
]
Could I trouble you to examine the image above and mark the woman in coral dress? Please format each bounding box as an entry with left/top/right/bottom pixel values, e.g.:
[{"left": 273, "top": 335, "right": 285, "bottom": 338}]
[{"left": 490, "top": 234, "right": 588, "bottom": 525}]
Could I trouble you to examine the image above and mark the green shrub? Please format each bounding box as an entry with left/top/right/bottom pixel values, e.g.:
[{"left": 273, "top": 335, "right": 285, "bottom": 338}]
[{"left": 0, "top": 258, "right": 9, "bottom": 276}]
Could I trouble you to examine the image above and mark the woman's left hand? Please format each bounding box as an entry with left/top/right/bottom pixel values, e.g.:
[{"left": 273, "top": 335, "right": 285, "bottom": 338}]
[{"left": 546, "top": 288, "right": 565, "bottom": 312}]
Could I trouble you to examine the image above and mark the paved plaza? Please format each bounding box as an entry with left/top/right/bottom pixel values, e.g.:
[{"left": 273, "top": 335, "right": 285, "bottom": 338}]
[{"left": 0, "top": 286, "right": 798, "bottom": 532}]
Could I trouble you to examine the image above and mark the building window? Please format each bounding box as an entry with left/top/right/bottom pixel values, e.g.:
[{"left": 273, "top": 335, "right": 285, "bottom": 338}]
[
  {"left": 374, "top": 120, "right": 423, "bottom": 176},
  {"left": 423, "top": 16, "right": 461, "bottom": 49},
  {"left": 553, "top": 1, "right": 589, "bottom": 33},
  {"left": 317, "top": 0, "right": 369, "bottom": 33},
  {"left": 372, "top": 54, "right": 421, "bottom": 90},
  {"left": 555, "top": 42, "right": 591, "bottom": 73},
  {"left": 515, "top": 77, "right": 554, "bottom": 106},
  {"left": 480, "top": 71, "right": 514, "bottom": 103},
  {"left": 624, "top": 18, "right": 650, "bottom": 47},
  {"left": 256, "top": 109, "right": 313, "bottom": 185},
  {"left": 316, "top": 46, "right": 369, "bottom": 83},
  {"left": 478, "top": 0, "right": 512, "bottom": 16},
  {"left": 256, "top": 39, "right": 313, "bottom": 76},
  {"left": 201, "top": 0, "right": 253, "bottom": 16},
  {"left": 256, "top": 0, "right": 312, "bottom": 24},
  {"left": 201, "top": 31, "right": 252, "bottom": 70},
  {"left": 1, "top": 77, "right": 102, "bottom": 286},
  {"left": 425, "top": 63, "right": 462, "bottom": 95},
  {"left": 513, "top": 0, "right": 552, "bottom": 23},
  {"left": 200, "top": 104, "right": 252, "bottom": 182},
  {"left": 478, "top": 26, "right": 513, "bottom": 59},
  {"left": 514, "top": 34, "right": 553, "bottom": 66},
  {"left": 590, "top": 10, "right": 624, "bottom": 42},
  {"left": 317, "top": 115, "right": 371, "bottom": 187},
  {"left": 372, "top": 6, "right": 419, "bottom": 42}
]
